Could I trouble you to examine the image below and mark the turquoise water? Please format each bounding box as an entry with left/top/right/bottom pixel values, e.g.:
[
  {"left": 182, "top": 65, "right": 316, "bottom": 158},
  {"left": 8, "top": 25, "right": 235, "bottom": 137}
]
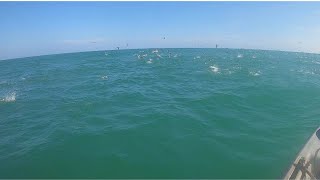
[{"left": 0, "top": 48, "right": 320, "bottom": 178}]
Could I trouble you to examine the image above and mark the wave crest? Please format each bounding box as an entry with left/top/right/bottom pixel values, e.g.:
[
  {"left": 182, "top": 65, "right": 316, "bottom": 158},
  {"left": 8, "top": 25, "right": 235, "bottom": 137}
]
[{"left": 1, "top": 92, "right": 16, "bottom": 102}]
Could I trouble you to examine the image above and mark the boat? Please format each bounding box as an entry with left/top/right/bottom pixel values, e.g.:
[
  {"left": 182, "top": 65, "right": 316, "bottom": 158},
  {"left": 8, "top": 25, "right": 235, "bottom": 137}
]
[{"left": 284, "top": 127, "right": 320, "bottom": 179}]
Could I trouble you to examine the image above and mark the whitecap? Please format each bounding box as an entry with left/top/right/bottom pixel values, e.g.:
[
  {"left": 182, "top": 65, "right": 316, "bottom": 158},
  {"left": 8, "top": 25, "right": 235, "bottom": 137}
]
[
  {"left": 147, "top": 59, "right": 153, "bottom": 64},
  {"left": 152, "top": 49, "right": 159, "bottom": 53},
  {"left": 237, "top": 54, "right": 243, "bottom": 58},
  {"left": 313, "top": 61, "right": 320, "bottom": 65},
  {"left": 137, "top": 54, "right": 148, "bottom": 59},
  {"left": 1, "top": 92, "right": 16, "bottom": 102},
  {"left": 194, "top": 56, "right": 201, "bottom": 59},
  {"left": 249, "top": 71, "right": 261, "bottom": 76},
  {"left": 299, "top": 70, "right": 315, "bottom": 75},
  {"left": 101, "top": 75, "right": 108, "bottom": 80},
  {"left": 210, "top": 65, "right": 219, "bottom": 73}
]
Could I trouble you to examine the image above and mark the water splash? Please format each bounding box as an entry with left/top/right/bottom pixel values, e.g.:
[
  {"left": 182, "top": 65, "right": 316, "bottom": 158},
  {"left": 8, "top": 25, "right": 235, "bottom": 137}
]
[
  {"left": 1, "top": 92, "right": 16, "bottom": 102},
  {"left": 147, "top": 59, "right": 153, "bottom": 64},
  {"left": 210, "top": 65, "right": 219, "bottom": 73},
  {"left": 237, "top": 54, "right": 243, "bottom": 58},
  {"left": 101, "top": 75, "right": 108, "bottom": 80},
  {"left": 249, "top": 70, "right": 261, "bottom": 76},
  {"left": 194, "top": 56, "right": 201, "bottom": 59}
]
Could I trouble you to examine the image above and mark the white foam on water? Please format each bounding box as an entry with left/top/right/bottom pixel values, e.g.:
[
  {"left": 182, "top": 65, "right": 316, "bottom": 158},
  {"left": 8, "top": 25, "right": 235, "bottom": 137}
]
[
  {"left": 194, "top": 56, "right": 201, "bottom": 59},
  {"left": 237, "top": 54, "right": 243, "bottom": 58},
  {"left": 313, "top": 61, "right": 320, "bottom": 65},
  {"left": 249, "top": 71, "right": 261, "bottom": 76},
  {"left": 233, "top": 66, "right": 242, "bottom": 70},
  {"left": 210, "top": 65, "right": 219, "bottom": 73},
  {"left": 147, "top": 59, "right": 153, "bottom": 64},
  {"left": 1, "top": 92, "right": 16, "bottom": 102},
  {"left": 252, "top": 55, "right": 256, "bottom": 59},
  {"left": 152, "top": 49, "right": 158, "bottom": 53},
  {"left": 299, "top": 70, "right": 315, "bottom": 75},
  {"left": 101, "top": 75, "right": 108, "bottom": 80},
  {"left": 138, "top": 54, "right": 148, "bottom": 59}
]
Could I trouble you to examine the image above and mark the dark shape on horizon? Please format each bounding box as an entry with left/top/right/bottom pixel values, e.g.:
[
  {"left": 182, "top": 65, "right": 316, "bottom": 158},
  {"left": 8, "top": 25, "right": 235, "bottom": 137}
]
[
  {"left": 216, "top": 44, "right": 218, "bottom": 48},
  {"left": 116, "top": 47, "right": 120, "bottom": 50},
  {"left": 126, "top": 43, "right": 128, "bottom": 47},
  {"left": 163, "top": 37, "right": 165, "bottom": 40},
  {"left": 91, "top": 41, "right": 97, "bottom": 44}
]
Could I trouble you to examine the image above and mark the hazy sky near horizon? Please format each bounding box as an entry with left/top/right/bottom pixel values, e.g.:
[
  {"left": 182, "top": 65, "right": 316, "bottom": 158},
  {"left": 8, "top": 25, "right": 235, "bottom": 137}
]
[{"left": 0, "top": 2, "right": 320, "bottom": 60}]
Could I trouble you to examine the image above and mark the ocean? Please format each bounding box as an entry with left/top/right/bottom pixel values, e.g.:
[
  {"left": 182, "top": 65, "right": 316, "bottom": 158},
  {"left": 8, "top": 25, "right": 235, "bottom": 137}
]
[{"left": 0, "top": 48, "right": 319, "bottom": 178}]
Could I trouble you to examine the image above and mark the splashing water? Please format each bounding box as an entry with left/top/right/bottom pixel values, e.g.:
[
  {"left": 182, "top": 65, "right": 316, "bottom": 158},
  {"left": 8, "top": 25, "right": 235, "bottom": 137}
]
[
  {"left": 1, "top": 92, "right": 16, "bottom": 102},
  {"left": 210, "top": 65, "right": 219, "bottom": 73}
]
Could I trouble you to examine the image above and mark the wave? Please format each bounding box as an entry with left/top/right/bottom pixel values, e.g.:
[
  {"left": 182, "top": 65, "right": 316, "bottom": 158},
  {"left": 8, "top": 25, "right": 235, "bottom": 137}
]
[
  {"left": 194, "top": 56, "right": 201, "bottom": 59},
  {"left": 298, "top": 69, "right": 316, "bottom": 75},
  {"left": 101, "top": 76, "right": 108, "bottom": 80},
  {"left": 210, "top": 65, "right": 219, "bottom": 73},
  {"left": 147, "top": 59, "right": 153, "bottom": 64},
  {"left": 249, "top": 70, "right": 261, "bottom": 76},
  {"left": 1, "top": 92, "right": 16, "bottom": 102},
  {"left": 237, "top": 54, "right": 243, "bottom": 58},
  {"left": 312, "top": 60, "right": 320, "bottom": 65}
]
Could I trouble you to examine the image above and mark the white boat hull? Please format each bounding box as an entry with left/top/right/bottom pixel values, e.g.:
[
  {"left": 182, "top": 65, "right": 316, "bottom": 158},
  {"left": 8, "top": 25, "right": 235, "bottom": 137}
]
[{"left": 284, "top": 127, "right": 320, "bottom": 179}]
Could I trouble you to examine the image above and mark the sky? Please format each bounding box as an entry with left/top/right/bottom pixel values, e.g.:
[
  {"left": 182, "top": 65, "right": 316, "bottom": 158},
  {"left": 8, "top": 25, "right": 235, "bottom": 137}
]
[{"left": 0, "top": 1, "right": 320, "bottom": 60}]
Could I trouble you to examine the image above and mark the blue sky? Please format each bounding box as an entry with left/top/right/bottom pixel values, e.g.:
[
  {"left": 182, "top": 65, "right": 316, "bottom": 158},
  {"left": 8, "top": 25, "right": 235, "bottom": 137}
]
[{"left": 0, "top": 2, "right": 320, "bottom": 60}]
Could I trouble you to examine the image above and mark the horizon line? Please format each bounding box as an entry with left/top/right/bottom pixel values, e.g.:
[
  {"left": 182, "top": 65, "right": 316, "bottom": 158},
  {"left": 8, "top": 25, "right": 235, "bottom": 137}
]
[{"left": 1, "top": 47, "right": 319, "bottom": 62}]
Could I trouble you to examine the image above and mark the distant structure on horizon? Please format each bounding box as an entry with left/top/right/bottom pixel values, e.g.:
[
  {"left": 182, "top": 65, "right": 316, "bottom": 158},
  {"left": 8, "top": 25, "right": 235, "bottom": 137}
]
[{"left": 216, "top": 44, "right": 218, "bottom": 48}]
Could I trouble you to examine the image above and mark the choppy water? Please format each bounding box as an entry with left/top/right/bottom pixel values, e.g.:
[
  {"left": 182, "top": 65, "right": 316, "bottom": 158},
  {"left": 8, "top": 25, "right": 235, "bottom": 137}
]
[{"left": 0, "top": 48, "right": 320, "bottom": 178}]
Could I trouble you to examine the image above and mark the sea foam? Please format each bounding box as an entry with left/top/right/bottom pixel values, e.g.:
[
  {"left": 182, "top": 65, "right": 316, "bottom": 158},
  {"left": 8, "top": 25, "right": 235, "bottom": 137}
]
[
  {"left": 147, "top": 59, "right": 153, "bottom": 64},
  {"left": 1, "top": 92, "right": 16, "bottom": 102},
  {"left": 249, "top": 71, "right": 261, "bottom": 76},
  {"left": 210, "top": 65, "right": 219, "bottom": 73}
]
